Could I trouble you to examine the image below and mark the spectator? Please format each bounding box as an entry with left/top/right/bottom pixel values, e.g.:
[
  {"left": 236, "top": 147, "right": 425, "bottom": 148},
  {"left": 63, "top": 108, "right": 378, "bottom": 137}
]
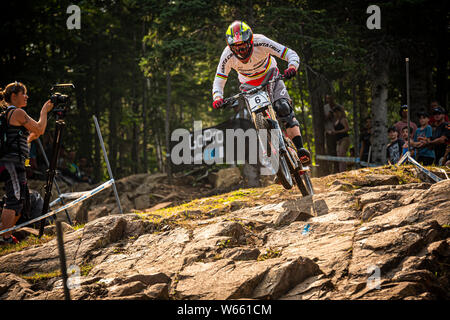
[
  {"left": 62, "top": 150, "right": 83, "bottom": 182},
  {"left": 411, "top": 111, "right": 435, "bottom": 165},
  {"left": 429, "top": 101, "right": 449, "bottom": 127},
  {"left": 394, "top": 105, "right": 418, "bottom": 137},
  {"left": 425, "top": 106, "right": 449, "bottom": 165},
  {"left": 0, "top": 82, "right": 54, "bottom": 244},
  {"left": 78, "top": 157, "right": 93, "bottom": 184},
  {"left": 323, "top": 95, "right": 340, "bottom": 173},
  {"left": 386, "top": 126, "right": 404, "bottom": 164},
  {"left": 327, "top": 105, "right": 350, "bottom": 172},
  {"left": 401, "top": 127, "right": 413, "bottom": 156},
  {"left": 443, "top": 143, "right": 450, "bottom": 166},
  {"left": 359, "top": 117, "right": 372, "bottom": 164}
]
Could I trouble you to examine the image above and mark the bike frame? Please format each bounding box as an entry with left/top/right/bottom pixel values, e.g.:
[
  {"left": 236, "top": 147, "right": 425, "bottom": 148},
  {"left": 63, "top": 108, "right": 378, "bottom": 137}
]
[{"left": 224, "top": 74, "right": 306, "bottom": 176}]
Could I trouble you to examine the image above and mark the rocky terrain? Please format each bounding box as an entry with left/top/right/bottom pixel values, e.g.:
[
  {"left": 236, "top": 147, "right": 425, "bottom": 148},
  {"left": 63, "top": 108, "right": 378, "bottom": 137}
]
[{"left": 0, "top": 165, "right": 449, "bottom": 300}]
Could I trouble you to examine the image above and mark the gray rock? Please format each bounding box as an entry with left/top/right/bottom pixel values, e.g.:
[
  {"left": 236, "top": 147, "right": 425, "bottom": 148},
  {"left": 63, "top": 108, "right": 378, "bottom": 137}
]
[
  {"left": 222, "top": 248, "right": 260, "bottom": 261},
  {"left": 0, "top": 171, "right": 448, "bottom": 300}
]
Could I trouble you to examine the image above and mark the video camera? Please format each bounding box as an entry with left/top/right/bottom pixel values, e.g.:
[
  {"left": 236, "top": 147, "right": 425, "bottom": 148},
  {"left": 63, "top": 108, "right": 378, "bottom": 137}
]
[{"left": 50, "top": 83, "right": 75, "bottom": 114}]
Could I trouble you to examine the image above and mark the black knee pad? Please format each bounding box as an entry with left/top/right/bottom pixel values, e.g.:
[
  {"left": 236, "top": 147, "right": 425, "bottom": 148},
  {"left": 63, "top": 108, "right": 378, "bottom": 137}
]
[{"left": 273, "top": 99, "right": 300, "bottom": 128}]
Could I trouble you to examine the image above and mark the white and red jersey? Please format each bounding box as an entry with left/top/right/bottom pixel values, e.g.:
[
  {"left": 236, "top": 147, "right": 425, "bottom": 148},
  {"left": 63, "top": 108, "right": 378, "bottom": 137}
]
[{"left": 212, "top": 34, "right": 300, "bottom": 100}]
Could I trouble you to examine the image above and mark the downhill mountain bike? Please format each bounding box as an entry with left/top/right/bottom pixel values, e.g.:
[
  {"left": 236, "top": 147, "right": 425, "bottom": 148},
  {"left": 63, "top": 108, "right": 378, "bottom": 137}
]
[{"left": 222, "top": 74, "right": 314, "bottom": 196}]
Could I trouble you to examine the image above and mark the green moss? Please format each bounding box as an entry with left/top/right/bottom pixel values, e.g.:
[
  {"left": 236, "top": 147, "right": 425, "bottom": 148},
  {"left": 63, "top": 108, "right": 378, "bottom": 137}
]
[
  {"left": 135, "top": 187, "right": 266, "bottom": 230},
  {"left": 257, "top": 247, "right": 281, "bottom": 261},
  {"left": 22, "top": 270, "right": 61, "bottom": 283},
  {"left": 80, "top": 263, "right": 94, "bottom": 276},
  {"left": 73, "top": 224, "right": 85, "bottom": 231},
  {"left": 0, "top": 234, "right": 54, "bottom": 257},
  {"left": 216, "top": 238, "right": 232, "bottom": 249}
]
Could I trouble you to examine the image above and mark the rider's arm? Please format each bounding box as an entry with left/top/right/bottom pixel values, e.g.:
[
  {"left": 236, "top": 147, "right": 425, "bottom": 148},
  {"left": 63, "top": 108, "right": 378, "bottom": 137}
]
[
  {"left": 427, "top": 125, "right": 449, "bottom": 146},
  {"left": 212, "top": 47, "right": 233, "bottom": 101},
  {"left": 258, "top": 35, "right": 300, "bottom": 70}
]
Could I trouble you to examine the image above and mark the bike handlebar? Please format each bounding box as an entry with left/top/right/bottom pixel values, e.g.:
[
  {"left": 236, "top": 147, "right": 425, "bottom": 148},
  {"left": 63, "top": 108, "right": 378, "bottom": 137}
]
[{"left": 222, "top": 73, "right": 285, "bottom": 108}]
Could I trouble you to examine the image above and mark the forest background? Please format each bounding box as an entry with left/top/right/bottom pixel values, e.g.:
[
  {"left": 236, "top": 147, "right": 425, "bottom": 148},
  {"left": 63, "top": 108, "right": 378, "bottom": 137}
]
[{"left": 1, "top": 0, "right": 447, "bottom": 181}]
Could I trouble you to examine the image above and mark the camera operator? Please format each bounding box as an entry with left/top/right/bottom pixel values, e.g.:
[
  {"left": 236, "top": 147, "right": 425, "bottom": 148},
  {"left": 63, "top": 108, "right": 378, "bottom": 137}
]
[{"left": 0, "top": 81, "right": 54, "bottom": 244}]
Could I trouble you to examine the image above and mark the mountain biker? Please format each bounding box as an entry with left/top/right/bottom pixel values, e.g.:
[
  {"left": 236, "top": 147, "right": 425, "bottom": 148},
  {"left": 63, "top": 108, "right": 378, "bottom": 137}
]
[{"left": 212, "top": 21, "right": 311, "bottom": 166}]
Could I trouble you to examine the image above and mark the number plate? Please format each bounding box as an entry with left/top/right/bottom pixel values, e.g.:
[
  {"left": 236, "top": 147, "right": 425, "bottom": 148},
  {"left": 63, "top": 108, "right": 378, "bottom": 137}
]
[{"left": 248, "top": 91, "right": 270, "bottom": 112}]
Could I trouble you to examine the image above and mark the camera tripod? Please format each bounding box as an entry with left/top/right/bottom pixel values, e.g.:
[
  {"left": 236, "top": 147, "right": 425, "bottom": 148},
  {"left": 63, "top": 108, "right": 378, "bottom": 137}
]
[{"left": 38, "top": 108, "right": 68, "bottom": 238}]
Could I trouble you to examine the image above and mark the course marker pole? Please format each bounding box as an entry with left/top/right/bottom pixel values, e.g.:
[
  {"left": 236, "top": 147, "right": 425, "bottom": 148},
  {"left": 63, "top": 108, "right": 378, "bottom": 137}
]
[
  {"left": 93, "top": 116, "right": 123, "bottom": 214},
  {"left": 406, "top": 58, "right": 411, "bottom": 154},
  {"left": 0, "top": 179, "right": 114, "bottom": 236}
]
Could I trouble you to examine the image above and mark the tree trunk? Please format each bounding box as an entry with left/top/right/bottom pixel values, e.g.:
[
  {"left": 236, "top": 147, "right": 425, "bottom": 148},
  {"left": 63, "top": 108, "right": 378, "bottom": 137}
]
[
  {"left": 142, "top": 78, "right": 149, "bottom": 173},
  {"left": 435, "top": 10, "right": 447, "bottom": 110},
  {"left": 308, "top": 72, "right": 327, "bottom": 176},
  {"left": 155, "top": 127, "right": 163, "bottom": 172},
  {"left": 358, "top": 77, "right": 369, "bottom": 121},
  {"left": 131, "top": 99, "right": 139, "bottom": 174},
  {"left": 165, "top": 71, "right": 172, "bottom": 183},
  {"left": 370, "top": 59, "right": 389, "bottom": 164},
  {"left": 300, "top": 25, "right": 327, "bottom": 176},
  {"left": 141, "top": 20, "right": 149, "bottom": 173},
  {"left": 93, "top": 37, "right": 101, "bottom": 183},
  {"left": 75, "top": 84, "right": 91, "bottom": 158},
  {"left": 296, "top": 76, "right": 310, "bottom": 149},
  {"left": 352, "top": 82, "right": 359, "bottom": 157},
  {"left": 108, "top": 83, "right": 118, "bottom": 177},
  {"left": 409, "top": 57, "right": 431, "bottom": 123}
]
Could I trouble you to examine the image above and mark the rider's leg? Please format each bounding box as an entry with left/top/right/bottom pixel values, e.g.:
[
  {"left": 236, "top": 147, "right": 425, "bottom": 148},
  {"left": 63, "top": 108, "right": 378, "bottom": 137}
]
[{"left": 272, "top": 98, "right": 311, "bottom": 165}]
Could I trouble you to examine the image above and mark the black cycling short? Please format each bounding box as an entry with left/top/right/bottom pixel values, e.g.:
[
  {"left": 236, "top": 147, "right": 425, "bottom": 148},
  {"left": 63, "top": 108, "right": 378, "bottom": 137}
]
[{"left": 0, "top": 162, "right": 30, "bottom": 217}]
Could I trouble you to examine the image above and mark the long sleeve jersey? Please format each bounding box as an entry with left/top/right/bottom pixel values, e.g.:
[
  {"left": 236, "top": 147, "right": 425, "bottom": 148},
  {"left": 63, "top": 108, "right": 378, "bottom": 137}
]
[{"left": 212, "top": 34, "right": 300, "bottom": 100}]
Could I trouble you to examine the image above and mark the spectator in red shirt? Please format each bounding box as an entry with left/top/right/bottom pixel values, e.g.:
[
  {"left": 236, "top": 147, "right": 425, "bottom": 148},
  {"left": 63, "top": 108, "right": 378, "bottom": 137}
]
[{"left": 394, "top": 105, "right": 417, "bottom": 137}]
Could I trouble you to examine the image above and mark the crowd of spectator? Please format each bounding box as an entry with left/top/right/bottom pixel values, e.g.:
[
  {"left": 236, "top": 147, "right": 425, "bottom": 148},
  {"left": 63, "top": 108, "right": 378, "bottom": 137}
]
[
  {"left": 392, "top": 104, "right": 449, "bottom": 166},
  {"left": 56, "top": 148, "right": 94, "bottom": 185},
  {"left": 24, "top": 138, "right": 94, "bottom": 185},
  {"left": 323, "top": 96, "right": 449, "bottom": 172}
]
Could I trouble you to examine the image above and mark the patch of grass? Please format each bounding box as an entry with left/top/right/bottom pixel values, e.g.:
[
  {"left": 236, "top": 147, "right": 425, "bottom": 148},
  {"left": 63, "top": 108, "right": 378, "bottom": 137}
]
[
  {"left": 80, "top": 263, "right": 94, "bottom": 276},
  {"left": 112, "top": 247, "right": 127, "bottom": 255},
  {"left": 136, "top": 187, "right": 266, "bottom": 228},
  {"left": 257, "top": 247, "right": 281, "bottom": 261},
  {"left": 22, "top": 270, "right": 61, "bottom": 283},
  {"left": 216, "top": 239, "right": 232, "bottom": 249},
  {"left": 73, "top": 224, "right": 85, "bottom": 231},
  {"left": 322, "top": 165, "right": 423, "bottom": 187},
  {"left": 0, "top": 234, "right": 54, "bottom": 257}
]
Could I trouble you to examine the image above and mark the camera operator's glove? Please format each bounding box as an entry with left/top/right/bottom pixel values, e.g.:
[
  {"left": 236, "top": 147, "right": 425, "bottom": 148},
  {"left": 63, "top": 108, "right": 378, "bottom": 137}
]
[
  {"left": 284, "top": 67, "right": 297, "bottom": 80},
  {"left": 213, "top": 98, "right": 224, "bottom": 110}
]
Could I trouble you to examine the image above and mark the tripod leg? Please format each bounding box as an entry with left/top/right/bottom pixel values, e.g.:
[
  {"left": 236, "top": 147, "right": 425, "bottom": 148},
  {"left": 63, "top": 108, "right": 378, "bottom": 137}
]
[
  {"left": 39, "top": 120, "right": 65, "bottom": 238},
  {"left": 36, "top": 138, "right": 72, "bottom": 225}
]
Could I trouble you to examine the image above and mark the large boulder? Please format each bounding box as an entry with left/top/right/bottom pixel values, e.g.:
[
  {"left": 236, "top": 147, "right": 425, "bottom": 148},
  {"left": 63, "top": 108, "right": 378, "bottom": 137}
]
[{"left": 208, "top": 167, "right": 242, "bottom": 189}]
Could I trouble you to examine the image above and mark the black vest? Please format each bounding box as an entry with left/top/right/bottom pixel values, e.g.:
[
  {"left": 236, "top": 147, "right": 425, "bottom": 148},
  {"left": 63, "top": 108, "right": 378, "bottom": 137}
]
[{"left": 0, "top": 106, "right": 30, "bottom": 164}]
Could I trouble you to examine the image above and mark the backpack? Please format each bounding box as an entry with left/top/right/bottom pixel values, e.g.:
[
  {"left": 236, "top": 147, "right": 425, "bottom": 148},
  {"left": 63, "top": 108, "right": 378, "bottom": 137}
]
[{"left": 0, "top": 106, "right": 16, "bottom": 158}]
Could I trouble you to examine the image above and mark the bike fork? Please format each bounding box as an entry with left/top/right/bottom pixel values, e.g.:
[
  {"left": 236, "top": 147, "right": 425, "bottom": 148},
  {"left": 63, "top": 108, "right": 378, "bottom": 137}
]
[{"left": 266, "top": 118, "right": 288, "bottom": 155}]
